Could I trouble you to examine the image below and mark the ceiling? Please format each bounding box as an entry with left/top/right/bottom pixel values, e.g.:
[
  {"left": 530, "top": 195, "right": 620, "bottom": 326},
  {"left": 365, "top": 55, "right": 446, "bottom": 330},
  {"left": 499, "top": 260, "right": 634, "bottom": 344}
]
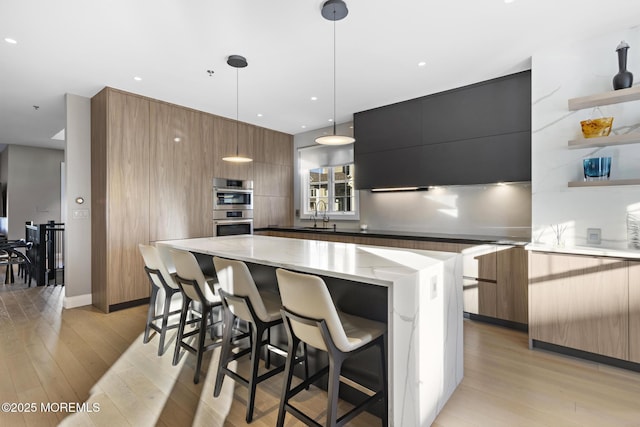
[{"left": 2, "top": 0, "right": 640, "bottom": 151}]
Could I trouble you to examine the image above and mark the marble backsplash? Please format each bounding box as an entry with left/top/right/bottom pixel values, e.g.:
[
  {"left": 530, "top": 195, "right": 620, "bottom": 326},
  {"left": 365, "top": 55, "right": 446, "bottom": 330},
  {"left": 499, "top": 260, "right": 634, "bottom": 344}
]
[{"left": 532, "top": 25, "right": 640, "bottom": 249}]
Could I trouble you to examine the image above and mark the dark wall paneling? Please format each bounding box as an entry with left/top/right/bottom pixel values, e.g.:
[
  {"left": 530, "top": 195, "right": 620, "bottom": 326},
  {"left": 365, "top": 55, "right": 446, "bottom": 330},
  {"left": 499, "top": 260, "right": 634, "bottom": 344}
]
[{"left": 353, "top": 70, "right": 531, "bottom": 189}]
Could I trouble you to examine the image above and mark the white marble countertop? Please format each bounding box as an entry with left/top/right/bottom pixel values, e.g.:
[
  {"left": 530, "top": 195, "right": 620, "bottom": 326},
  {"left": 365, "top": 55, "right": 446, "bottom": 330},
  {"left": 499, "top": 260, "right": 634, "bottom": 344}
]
[
  {"left": 156, "top": 234, "right": 457, "bottom": 287},
  {"left": 525, "top": 242, "right": 640, "bottom": 259}
]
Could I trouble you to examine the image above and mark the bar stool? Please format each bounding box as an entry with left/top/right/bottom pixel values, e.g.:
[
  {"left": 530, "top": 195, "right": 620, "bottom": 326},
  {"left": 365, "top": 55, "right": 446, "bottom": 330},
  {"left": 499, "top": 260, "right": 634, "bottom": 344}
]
[
  {"left": 275, "top": 268, "right": 388, "bottom": 427},
  {"left": 138, "top": 244, "right": 183, "bottom": 356},
  {"left": 171, "top": 249, "right": 224, "bottom": 384},
  {"left": 157, "top": 244, "right": 217, "bottom": 286},
  {"left": 212, "top": 257, "right": 308, "bottom": 423}
]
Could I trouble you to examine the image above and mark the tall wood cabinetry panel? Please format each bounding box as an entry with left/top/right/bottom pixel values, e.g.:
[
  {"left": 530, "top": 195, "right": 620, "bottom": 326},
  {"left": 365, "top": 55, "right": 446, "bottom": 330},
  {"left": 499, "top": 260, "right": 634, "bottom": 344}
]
[
  {"left": 629, "top": 261, "right": 640, "bottom": 363},
  {"left": 529, "top": 252, "right": 628, "bottom": 359},
  {"left": 496, "top": 246, "right": 528, "bottom": 324},
  {"left": 91, "top": 88, "right": 150, "bottom": 312},
  {"left": 149, "top": 102, "right": 212, "bottom": 241},
  {"left": 213, "top": 117, "right": 254, "bottom": 181},
  {"left": 91, "top": 90, "right": 108, "bottom": 312},
  {"left": 253, "top": 129, "right": 293, "bottom": 228}
]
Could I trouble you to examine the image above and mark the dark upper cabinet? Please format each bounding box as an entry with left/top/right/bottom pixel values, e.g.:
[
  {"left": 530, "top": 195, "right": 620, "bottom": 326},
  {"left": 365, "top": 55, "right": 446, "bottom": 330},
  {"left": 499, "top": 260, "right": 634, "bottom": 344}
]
[
  {"left": 419, "top": 131, "right": 531, "bottom": 186},
  {"left": 422, "top": 73, "right": 531, "bottom": 145},
  {"left": 356, "top": 146, "right": 422, "bottom": 189},
  {"left": 353, "top": 70, "right": 531, "bottom": 189},
  {"left": 354, "top": 98, "right": 422, "bottom": 154}
]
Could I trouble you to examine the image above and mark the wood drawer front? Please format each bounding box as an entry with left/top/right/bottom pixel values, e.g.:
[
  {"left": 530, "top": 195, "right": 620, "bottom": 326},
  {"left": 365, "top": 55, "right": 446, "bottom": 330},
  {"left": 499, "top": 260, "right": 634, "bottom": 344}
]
[
  {"left": 529, "top": 252, "right": 628, "bottom": 360},
  {"left": 496, "top": 246, "right": 528, "bottom": 324}
]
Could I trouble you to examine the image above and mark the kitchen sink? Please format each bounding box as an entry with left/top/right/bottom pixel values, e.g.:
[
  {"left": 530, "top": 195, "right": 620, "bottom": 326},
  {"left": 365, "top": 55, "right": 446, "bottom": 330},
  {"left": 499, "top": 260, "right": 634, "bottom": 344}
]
[{"left": 301, "top": 227, "right": 335, "bottom": 232}]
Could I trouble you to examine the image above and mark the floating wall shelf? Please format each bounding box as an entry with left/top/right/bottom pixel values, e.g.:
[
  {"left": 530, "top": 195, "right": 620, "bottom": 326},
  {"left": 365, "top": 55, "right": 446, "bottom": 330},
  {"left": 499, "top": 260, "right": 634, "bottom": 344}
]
[
  {"left": 568, "top": 133, "right": 640, "bottom": 149},
  {"left": 568, "top": 179, "right": 640, "bottom": 188},
  {"left": 568, "top": 86, "right": 640, "bottom": 110}
]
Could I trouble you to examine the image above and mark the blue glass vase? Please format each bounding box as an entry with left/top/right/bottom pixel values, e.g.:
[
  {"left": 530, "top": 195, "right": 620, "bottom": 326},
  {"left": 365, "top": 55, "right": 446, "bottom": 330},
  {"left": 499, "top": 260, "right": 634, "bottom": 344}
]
[{"left": 583, "top": 157, "right": 612, "bottom": 180}]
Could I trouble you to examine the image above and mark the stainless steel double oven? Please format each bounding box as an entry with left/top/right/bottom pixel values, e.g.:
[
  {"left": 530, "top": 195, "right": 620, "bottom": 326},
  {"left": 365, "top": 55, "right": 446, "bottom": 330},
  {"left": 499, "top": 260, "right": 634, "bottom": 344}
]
[{"left": 212, "top": 178, "right": 253, "bottom": 236}]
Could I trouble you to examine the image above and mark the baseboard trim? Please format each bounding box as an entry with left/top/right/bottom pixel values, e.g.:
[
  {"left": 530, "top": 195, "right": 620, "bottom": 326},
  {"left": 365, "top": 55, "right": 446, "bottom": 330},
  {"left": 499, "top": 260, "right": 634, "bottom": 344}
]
[
  {"left": 63, "top": 293, "right": 92, "bottom": 309},
  {"left": 532, "top": 339, "right": 640, "bottom": 373},
  {"left": 109, "top": 297, "right": 149, "bottom": 312},
  {"left": 464, "top": 312, "right": 528, "bottom": 332}
]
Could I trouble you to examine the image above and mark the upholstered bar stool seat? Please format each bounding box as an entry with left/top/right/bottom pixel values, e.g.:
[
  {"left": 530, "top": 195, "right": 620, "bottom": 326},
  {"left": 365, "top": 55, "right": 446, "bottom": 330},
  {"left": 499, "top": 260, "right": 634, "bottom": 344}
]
[
  {"left": 275, "top": 268, "right": 388, "bottom": 427},
  {"left": 171, "top": 249, "right": 224, "bottom": 384},
  {"left": 157, "top": 244, "right": 217, "bottom": 287},
  {"left": 138, "top": 244, "right": 183, "bottom": 356},
  {"left": 213, "top": 256, "right": 308, "bottom": 423}
]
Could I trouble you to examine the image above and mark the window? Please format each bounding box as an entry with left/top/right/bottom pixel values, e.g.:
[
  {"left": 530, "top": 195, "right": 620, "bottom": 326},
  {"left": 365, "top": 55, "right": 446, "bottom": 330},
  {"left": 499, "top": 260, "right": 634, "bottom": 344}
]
[{"left": 304, "top": 163, "right": 358, "bottom": 218}]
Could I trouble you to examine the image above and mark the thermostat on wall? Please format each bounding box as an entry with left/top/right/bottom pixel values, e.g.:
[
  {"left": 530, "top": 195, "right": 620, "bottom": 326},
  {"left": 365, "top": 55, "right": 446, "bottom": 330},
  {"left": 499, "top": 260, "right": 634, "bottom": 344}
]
[{"left": 587, "top": 228, "right": 601, "bottom": 245}]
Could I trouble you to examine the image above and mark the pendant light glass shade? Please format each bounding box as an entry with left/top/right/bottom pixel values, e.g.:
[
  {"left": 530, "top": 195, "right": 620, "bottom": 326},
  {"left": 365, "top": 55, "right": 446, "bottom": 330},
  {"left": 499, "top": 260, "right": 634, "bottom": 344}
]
[
  {"left": 315, "top": 0, "right": 354, "bottom": 146},
  {"left": 221, "top": 155, "right": 253, "bottom": 162},
  {"left": 315, "top": 127, "right": 355, "bottom": 145},
  {"left": 224, "top": 55, "right": 253, "bottom": 162}
]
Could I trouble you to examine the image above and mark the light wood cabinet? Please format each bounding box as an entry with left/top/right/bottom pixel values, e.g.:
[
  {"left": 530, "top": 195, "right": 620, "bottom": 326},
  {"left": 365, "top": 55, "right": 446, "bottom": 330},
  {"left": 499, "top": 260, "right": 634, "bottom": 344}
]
[
  {"left": 91, "top": 88, "right": 293, "bottom": 312},
  {"left": 91, "top": 88, "right": 150, "bottom": 312},
  {"left": 213, "top": 118, "right": 254, "bottom": 181},
  {"left": 252, "top": 128, "right": 293, "bottom": 228},
  {"left": 149, "top": 102, "right": 212, "bottom": 241},
  {"left": 463, "top": 278, "right": 497, "bottom": 318},
  {"left": 529, "top": 252, "right": 629, "bottom": 360},
  {"left": 496, "top": 246, "right": 528, "bottom": 324},
  {"left": 629, "top": 261, "right": 640, "bottom": 363}
]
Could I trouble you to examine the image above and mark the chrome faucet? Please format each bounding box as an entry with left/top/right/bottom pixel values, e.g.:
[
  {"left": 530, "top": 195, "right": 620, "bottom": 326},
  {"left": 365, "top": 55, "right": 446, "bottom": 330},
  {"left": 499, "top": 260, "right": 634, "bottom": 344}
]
[{"left": 315, "top": 200, "right": 329, "bottom": 228}]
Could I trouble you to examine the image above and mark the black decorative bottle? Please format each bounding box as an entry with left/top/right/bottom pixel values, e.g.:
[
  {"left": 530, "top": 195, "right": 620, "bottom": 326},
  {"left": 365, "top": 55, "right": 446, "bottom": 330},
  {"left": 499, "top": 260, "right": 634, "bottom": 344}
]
[{"left": 613, "top": 40, "right": 633, "bottom": 90}]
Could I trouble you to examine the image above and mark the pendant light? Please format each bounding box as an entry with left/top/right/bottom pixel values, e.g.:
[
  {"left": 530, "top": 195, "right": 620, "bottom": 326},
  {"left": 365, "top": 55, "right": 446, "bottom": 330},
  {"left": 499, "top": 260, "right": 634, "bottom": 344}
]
[
  {"left": 315, "top": 0, "right": 355, "bottom": 145},
  {"left": 223, "top": 54, "right": 253, "bottom": 162}
]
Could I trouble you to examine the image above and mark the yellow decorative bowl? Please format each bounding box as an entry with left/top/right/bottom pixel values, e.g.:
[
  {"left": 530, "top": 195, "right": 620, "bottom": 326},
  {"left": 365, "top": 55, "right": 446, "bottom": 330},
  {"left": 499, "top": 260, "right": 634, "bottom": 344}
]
[{"left": 580, "top": 117, "right": 613, "bottom": 138}]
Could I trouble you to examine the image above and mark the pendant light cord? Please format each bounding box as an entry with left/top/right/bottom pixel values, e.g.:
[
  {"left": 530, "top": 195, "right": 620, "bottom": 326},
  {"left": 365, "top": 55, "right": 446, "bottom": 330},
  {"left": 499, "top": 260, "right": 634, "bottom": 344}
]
[
  {"left": 236, "top": 67, "right": 240, "bottom": 156},
  {"left": 332, "top": 9, "right": 337, "bottom": 136}
]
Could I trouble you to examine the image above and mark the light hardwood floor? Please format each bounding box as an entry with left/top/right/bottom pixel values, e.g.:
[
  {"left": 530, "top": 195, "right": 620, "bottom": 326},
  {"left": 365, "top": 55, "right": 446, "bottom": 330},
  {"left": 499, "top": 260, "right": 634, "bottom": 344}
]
[{"left": 1, "top": 271, "right": 640, "bottom": 426}]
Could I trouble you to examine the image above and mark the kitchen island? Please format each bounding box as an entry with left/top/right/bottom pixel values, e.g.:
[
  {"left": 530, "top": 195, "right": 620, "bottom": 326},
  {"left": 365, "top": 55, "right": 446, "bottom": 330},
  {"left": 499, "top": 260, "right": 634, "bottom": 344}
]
[{"left": 156, "top": 234, "right": 463, "bottom": 426}]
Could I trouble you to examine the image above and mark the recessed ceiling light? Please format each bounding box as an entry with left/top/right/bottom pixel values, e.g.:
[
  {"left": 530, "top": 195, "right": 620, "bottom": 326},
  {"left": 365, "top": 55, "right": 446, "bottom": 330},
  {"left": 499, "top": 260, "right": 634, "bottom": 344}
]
[
  {"left": 328, "top": 119, "right": 333, "bottom": 122},
  {"left": 257, "top": 113, "right": 263, "bottom": 117},
  {"left": 4, "top": 38, "right": 17, "bottom": 44},
  {"left": 504, "top": 0, "right": 514, "bottom": 3},
  {"left": 311, "top": 96, "right": 318, "bottom": 101},
  {"left": 418, "top": 61, "right": 427, "bottom": 67},
  {"left": 173, "top": 137, "right": 181, "bottom": 143},
  {"left": 301, "top": 125, "right": 307, "bottom": 129},
  {"left": 134, "top": 76, "right": 142, "bottom": 81}
]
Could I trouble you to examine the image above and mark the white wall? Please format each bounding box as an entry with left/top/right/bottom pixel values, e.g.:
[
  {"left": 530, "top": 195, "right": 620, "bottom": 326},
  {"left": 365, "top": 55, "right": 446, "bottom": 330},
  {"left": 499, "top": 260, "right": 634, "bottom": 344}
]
[
  {"left": 532, "top": 25, "right": 640, "bottom": 248},
  {"left": 293, "top": 122, "right": 532, "bottom": 238},
  {"left": 0, "top": 147, "right": 7, "bottom": 183},
  {"left": 5, "top": 145, "right": 64, "bottom": 239},
  {"left": 64, "top": 94, "right": 92, "bottom": 306}
]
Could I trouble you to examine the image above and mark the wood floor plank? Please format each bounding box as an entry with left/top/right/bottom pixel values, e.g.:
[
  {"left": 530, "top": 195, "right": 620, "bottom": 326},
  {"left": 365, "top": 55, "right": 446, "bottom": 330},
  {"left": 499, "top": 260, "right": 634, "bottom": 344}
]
[
  {"left": 17, "top": 387, "right": 60, "bottom": 427},
  {"left": 25, "top": 339, "right": 80, "bottom": 410}
]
